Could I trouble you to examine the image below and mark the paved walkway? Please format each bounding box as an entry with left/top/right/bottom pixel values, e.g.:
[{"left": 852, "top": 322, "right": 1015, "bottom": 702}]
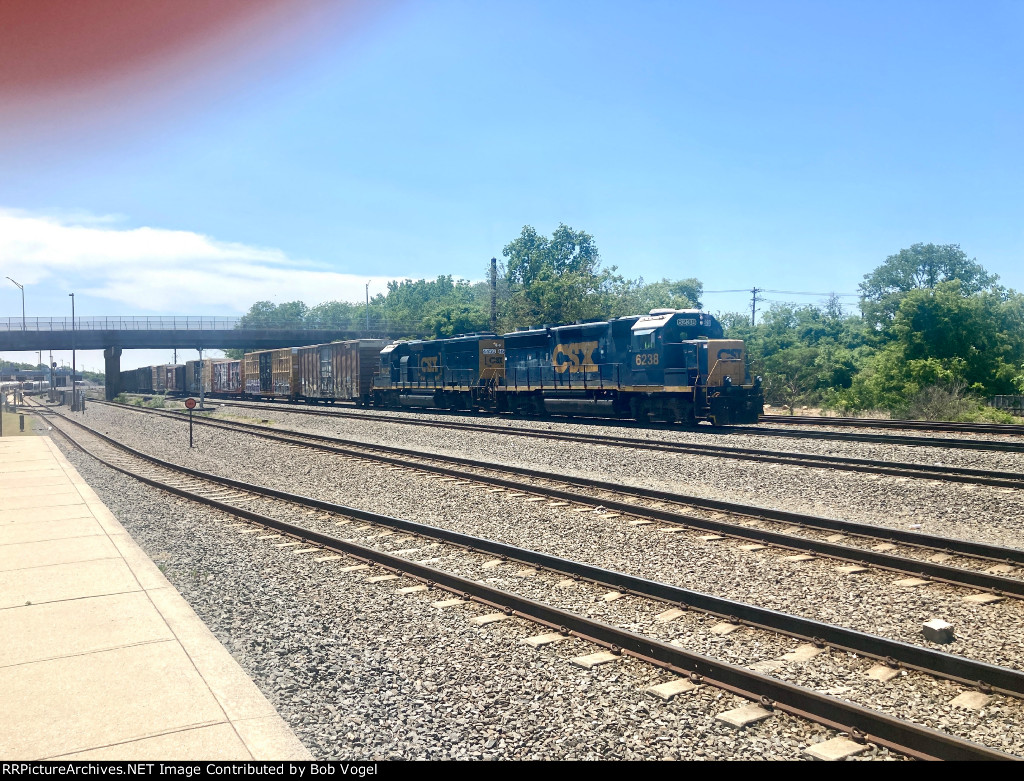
[{"left": 0, "top": 435, "right": 312, "bottom": 760}]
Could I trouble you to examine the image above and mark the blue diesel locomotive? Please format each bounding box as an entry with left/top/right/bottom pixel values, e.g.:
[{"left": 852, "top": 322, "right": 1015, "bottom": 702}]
[{"left": 372, "top": 309, "right": 762, "bottom": 425}]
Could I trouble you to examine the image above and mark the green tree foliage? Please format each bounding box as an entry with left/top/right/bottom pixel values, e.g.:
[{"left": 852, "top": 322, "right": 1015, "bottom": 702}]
[
  {"left": 834, "top": 282, "right": 1024, "bottom": 412},
  {"left": 500, "top": 224, "right": 616, "bottom": 327},
  {"left": 723, "top": 302, "right": 870, "bottom": 411},
  {"left": 236, "top": 300, "right": 309, "bottom": 328},
  {"left": 498, "top": 224, "right": 703, "bottom": 329},
  {"left": 859, "top": 243, "right": 998, "bottom": 332},
  {"left": 374, "top": 276, "right": 489, "bottom": 338},
  {"left": 306, "top": 300, "right": 364, "bottom": 329},
  {"left": 608, "top": 277, "right": 703, "bottom": 318}
]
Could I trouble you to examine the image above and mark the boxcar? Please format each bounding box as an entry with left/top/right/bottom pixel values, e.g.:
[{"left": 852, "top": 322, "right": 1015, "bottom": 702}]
[
  {"left": 212, "top": 360, "right": 243, "bottom": 396},
  {"left": 296, "top": 339, "right": 387, "bottom": 404},
  {"left": 243, "top": 348, "right": 298, "bottom": 400},
  {"left": 184, "top": 359, "right": 211, "bottom": 396},
  {"left": 119, "top": 366, "right": 152, "bottom": 394},
  {"left": 151, "top": 365, "right": 167, "bottom": 393},
  {"left": 163, "top": 364, "right": 186, "bottom": 394}
]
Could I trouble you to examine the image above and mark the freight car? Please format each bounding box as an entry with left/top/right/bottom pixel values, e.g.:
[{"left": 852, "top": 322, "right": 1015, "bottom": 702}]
[
  {"left": 119, "top": 367, "right": 152, "bottom": 394},
  {"left": 296, "top": 339, "right": 387, "bottom": 405},
  {"left": 212, "top": 359, "right": 243, "bottom": 396},
  {"left": 243, "top": 348, "right": 298, "bottom": 400},
  {"left": 163, "top": 364, "right": 186, "bottom": 394},
  {"left": 122, "top": 359, "right": 242, "bottom": 399},
  {"left": 150, "top": 365, "right": 167, "bottom": 393}
]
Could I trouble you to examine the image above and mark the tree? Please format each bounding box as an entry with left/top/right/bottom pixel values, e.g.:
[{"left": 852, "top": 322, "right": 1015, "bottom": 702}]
[
  {"left": 306, "top": 300, "right": 363, "bottom": 329},
  {"left": 609, "top": 277, "right": 703, "bottom": 317},
  {"left": 859, "top": 243, "right": 998, "bottom": 332},
  {"left": 375, "top": 276, "right": 488, "bottom": 337},
  {"left": 834, "top": 282, "right": 1024, "bottom": 412},
  {"left": 721, "top": 301, "right": 871, "bottom": 411},
  {"left": 236, "top": 300, "right": 309, "bottom": 329},
  {"left": 500, "top": 224, "right": 619, "bottom": 327}
]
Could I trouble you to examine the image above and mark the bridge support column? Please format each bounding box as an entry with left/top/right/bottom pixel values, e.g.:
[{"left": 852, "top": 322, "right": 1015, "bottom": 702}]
[{"left": 104, "top": 347, "right": 122, "bottom": 400}]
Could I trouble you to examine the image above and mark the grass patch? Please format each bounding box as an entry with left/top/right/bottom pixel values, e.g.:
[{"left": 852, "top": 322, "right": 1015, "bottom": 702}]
[{"left": 0, "top": 407, "right": 39, "bottom": 436}]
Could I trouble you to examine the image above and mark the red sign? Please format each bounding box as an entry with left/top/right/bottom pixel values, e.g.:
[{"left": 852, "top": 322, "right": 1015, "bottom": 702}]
[{"left": 184, "top": 397, "right": 197, "bottom": 409}]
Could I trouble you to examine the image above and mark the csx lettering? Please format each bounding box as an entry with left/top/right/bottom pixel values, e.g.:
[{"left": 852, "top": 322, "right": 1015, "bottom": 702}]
[
  {"left": 717, "top": 349, "right": 742, "bottom": 360},
  {"left": 420, "top": 356, "right": 439, "bottom": 373},
  {"left": 552, "top": 341, "right": 599, "bottom": 373},
  {"left": 634, "top": 352, "right": 660, "bottom": 366}
]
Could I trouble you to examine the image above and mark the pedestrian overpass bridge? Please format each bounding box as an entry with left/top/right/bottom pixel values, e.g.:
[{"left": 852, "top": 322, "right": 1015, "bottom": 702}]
[{"left": 0, "top": 317, "right": 386, "bottom": 399}]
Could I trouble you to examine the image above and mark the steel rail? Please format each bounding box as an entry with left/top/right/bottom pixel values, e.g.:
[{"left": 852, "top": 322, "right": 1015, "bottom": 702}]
[
  {"left": 42, "top": 406, "right": 1024, "bottom": 706},
  {"left": 118, "top": 394, "right": 1024, "bottom": 451},
  {"left": 760, "top": 415, "right": 1024, "bottom": 437},
  {"left": 42, "top": 414, "right": 1019, "bottom": 761},
  {"left": 723, "top": 424, "right": 1024, "bottom": 453},
  {"left": 101, "top": 401, "right": 1024, "bottom": 576},
  {"left": 227, "top": 399, "right": 1024, "bottom": 454},
  {"left": 206, "top": 400, "right": 1024, "bottom": 489}
]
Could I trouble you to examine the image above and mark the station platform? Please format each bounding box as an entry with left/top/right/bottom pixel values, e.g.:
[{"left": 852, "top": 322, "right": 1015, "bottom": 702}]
[{"left": 0, "top": 435, "right": 312, "bottom": 761}]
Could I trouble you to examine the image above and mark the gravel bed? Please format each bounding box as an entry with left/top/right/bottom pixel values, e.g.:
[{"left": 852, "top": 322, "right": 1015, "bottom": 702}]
[
  {"left": 193, "top": 402, "right": 1024, "bottom": 550},
  {"left": 214, "top": 401, "right": 1024, "bottom": 472},
  {"left": 193, "top": 488, "right": 1024, "bottom": 757},
  {"left": 46, "top": 404, "right": 1024, "bottom": 756},
  {"left": 50, "top": 435, "right": 899, "bottom": 761},
  {"left": 69, "top": 404, "right": 1024, "bottom": 653}
]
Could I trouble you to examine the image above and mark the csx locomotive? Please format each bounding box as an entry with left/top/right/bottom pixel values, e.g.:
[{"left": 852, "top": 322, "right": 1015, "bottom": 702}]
[
  {"left": 121, "top": 309, "right": 762, "bottom": 425},
  {"left": 372, "top": 309, "right": 762, "bottom": 425}
]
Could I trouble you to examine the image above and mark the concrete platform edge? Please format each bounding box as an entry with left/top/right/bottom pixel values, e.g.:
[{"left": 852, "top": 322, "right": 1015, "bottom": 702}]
[{"left": 30, "top": 437, "right": 312, "bottom": 760}]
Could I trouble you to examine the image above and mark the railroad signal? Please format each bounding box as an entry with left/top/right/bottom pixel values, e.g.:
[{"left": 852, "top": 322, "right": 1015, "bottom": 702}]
[{"left": 185, "top": 397, "right": 196, "bottom": 447}]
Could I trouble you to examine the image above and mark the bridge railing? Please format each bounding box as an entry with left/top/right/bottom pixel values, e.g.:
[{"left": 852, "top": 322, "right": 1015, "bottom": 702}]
[
  {"left": 0, "top": 317, "right": 246, "bottom": 331},
  {"left": 0, "top": 317, "right": 389, "bottom": 332}
]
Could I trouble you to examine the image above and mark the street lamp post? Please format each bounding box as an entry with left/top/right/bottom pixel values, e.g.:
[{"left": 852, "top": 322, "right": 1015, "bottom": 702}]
[
  {"left": 6, "top": 277, "right": 24, "bottom": 332},
  {"left": 69, "top": 293, "right": 76, "bottom": 410}
]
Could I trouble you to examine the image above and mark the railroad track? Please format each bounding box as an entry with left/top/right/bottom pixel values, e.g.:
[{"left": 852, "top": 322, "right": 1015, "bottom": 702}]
[
  {"left": 760, "top": 415, "right": 1024, "bottom": 438},
  {"left": 117, "top": 393, "right": 1024, "bottom": 452},
  {"left": 34, "top": 402, "right": 1023, "bottom": 760},
  {"left": 196, "top": 400, "right": 1024, "bottom": 487},
  {"left": 95, "top": 400, "right": 1024, "bottom": 601}
]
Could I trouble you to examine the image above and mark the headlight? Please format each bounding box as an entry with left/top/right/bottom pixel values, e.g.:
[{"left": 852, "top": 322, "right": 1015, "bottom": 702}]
[
  {"left": 723, "top": 375, "right": 732, "bottom": 387},
  {"left": 754, "top": 375, "right": 762, "bottom": 387}
]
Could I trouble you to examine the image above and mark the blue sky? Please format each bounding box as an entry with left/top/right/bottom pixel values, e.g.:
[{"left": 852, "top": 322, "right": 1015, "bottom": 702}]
[{"left": 1, "top": 0, "right": 1021, "bottom": 370}]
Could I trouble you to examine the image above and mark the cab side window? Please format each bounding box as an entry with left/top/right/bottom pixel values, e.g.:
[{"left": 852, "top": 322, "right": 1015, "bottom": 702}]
[{"left": 632, "top": 330, "right": 656, "bottom": 352}]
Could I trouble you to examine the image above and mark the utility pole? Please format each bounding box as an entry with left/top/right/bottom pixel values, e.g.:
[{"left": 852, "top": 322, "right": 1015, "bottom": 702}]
[
  {"left": 365, "top": 282, "right": 370, "bottom": 331},
  {"left": 490, "top": 258, "right": 497, "bottom": 332},
  {"left": 198, "top": 347, "right": 205, "bottom": 410},
  {"left": 69, "top": 293, "right": 76, "bottom": 410},
  {"left": 750, "top": 287, "right": 762, "bottom": 327},
  {"left": 173, "top": 348, "right": 177, "bottom": 364}
]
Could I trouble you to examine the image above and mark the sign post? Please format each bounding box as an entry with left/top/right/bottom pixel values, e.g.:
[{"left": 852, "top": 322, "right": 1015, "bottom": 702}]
[{"left": 185, "top": 397, "right": 196, "bottom": 447}]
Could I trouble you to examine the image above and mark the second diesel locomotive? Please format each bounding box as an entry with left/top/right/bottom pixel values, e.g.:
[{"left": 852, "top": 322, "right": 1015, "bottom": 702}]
[{"left": 372, "top": 309, "right": 762, "bottom": 424}]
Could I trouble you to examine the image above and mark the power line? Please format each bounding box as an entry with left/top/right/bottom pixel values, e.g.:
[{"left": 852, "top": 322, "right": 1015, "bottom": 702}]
[{"left": 705, "top": 289, "right": 860, "bottom": 297}]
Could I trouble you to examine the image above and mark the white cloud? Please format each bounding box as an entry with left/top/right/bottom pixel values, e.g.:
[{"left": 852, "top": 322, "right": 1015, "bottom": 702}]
[{"left": 0, "top": 209, "right": 397, "bottom": 312}]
